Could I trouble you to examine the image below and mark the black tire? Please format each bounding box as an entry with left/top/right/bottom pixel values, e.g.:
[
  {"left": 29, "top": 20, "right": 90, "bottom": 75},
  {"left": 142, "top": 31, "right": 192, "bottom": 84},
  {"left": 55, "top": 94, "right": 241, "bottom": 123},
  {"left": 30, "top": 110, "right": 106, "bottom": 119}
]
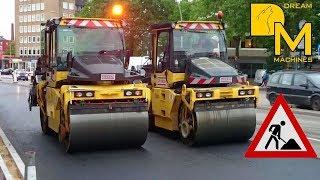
[
  {"left": 269, "top": 94, "right": 277, "bottom": 105},
  {"left": 39, "top": 109, "right": 50, "bottom": 135},
  {"left": 311, "top": 96, "right": 320, "bottom": 111},
  {"left": 178, "top": 104, "right": 196, "bottom": 146},
  {"left": 59, "top": 109, "right": 72, "bottom": 153}
]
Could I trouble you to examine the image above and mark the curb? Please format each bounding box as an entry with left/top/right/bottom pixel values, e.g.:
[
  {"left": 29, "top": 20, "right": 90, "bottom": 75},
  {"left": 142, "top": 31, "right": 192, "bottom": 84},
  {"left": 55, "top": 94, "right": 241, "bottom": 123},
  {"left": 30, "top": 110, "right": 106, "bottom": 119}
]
[
  {"left": 257, "top": 106, "right": 320, "bottom": 117},
  {"left": 0, "top": 127, "right": 25, "bottom": 179},
  {"left": 0, "top": 156, "right": 13, "bottom": 180}
]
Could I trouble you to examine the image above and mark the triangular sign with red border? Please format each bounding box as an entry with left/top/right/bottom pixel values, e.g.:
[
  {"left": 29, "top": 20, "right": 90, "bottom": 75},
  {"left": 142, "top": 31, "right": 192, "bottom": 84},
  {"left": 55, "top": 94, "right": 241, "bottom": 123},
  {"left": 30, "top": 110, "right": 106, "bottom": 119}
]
[{"left": 245, "top": 94, "right": 317, "bottom": 158}]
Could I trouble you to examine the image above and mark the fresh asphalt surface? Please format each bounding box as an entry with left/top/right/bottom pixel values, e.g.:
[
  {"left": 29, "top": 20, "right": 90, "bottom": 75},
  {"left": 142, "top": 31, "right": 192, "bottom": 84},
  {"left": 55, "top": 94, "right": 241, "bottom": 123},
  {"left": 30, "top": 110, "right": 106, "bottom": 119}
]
[{"left": 0, "top": 83, "right": 319, "bottom": 180}]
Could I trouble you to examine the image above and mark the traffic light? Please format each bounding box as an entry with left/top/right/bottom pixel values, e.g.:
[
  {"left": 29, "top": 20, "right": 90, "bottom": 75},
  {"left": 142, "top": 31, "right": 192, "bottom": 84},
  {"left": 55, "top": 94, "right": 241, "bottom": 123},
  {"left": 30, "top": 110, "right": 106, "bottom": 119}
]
[{"left": 112, "top": 4, "right": 123, "bottom": 16}]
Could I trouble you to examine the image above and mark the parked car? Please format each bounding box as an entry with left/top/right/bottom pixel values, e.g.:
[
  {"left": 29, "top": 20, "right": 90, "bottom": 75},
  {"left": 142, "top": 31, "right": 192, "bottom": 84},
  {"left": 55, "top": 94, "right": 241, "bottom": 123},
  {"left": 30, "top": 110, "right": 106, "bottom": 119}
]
[
  {"left": 17, "top": 72, "right": 29, "bottom": 81},
  {"left": 266, "top": 70, "right": 320, "bottom": 111},
  {"left": 0, "top": 68, "right": 13, "bottom": 75},
  {"left": 254, "top": 69, "right": 267, "bottom": 85}
]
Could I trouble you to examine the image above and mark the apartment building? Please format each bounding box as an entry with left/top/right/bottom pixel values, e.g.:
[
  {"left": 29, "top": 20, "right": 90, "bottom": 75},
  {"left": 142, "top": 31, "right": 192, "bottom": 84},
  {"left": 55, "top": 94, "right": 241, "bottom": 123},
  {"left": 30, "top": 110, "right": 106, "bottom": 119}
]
[{"left": 15, "top": 0, "right": 86, "bottom": 60}]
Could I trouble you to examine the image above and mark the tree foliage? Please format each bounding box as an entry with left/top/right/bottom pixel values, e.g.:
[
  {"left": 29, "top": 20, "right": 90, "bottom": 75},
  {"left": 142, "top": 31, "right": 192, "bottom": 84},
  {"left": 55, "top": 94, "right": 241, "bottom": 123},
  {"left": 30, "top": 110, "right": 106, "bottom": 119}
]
[
  {"left": 77, "top": 0, "right": 178, "bottom": 55},
  {"left": 77, "top": 0, "right": 320, "bottom": 69}
]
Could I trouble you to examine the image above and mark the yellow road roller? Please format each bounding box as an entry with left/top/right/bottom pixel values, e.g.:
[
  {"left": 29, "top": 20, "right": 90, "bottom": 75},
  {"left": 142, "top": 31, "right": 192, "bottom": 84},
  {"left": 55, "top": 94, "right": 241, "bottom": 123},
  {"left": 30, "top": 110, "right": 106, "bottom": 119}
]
[
  {"left": 148, "top": 17, "right": 259, "bottom": 145},
  {"left": 28, "top": 17, "right": 150, "bottom": 152}
]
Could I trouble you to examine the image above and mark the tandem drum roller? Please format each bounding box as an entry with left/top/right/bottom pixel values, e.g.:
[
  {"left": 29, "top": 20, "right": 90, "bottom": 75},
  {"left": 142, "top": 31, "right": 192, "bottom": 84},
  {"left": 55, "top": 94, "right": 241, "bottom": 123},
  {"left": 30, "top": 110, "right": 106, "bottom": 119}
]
[{"left": 179, "top": 100, "right": 256, "bottom": 145}]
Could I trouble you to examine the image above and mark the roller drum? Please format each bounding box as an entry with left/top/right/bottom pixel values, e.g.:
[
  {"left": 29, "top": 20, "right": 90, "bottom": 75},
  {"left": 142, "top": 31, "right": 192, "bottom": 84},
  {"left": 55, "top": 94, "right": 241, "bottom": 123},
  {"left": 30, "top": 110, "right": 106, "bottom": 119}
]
[
  {"left": 192, "top": 101, "right": 256, "bottom": 145},
  {"left": 67, "top": 108, "right": 148, "bottom": 151}
]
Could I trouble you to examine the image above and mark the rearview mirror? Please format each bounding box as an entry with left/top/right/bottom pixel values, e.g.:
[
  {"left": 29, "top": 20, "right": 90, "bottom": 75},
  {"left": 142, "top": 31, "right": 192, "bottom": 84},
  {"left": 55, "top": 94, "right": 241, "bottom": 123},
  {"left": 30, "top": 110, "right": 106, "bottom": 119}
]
[
  {"left": 300, "top": 83, "right": 308, "bottom": 89},
  {"left": 67, "top": 52, "right": 73, "bottom": 69},
  {"left": 124, "top": 49, "right": 133, "bottom": 69}
]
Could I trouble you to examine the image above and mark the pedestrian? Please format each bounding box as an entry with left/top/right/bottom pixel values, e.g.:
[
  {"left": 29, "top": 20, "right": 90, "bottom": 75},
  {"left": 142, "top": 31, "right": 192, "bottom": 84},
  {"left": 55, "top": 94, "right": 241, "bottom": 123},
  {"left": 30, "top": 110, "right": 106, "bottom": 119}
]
[{"left": 261, "top": 72, "right": 269, "bottom": 87}]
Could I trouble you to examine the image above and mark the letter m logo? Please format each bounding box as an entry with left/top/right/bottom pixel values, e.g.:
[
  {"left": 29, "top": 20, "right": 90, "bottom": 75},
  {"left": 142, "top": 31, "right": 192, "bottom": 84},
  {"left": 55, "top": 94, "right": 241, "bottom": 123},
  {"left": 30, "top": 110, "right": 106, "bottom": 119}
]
[{"left": 274, "top": 22, "right": 312, "bottom": 56}]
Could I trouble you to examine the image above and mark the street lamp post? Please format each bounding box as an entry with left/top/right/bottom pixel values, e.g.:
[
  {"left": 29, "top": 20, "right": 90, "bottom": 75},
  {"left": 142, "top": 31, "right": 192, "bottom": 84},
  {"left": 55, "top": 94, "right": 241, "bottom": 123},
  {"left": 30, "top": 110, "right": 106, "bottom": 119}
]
[{"left": 177, "top": 1, "right": 183, "bottom": 21}]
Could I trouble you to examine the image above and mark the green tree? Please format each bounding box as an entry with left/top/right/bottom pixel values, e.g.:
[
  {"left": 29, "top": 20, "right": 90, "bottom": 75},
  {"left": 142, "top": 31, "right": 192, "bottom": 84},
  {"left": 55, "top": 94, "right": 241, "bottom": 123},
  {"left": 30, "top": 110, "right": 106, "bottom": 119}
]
[
  {"left": 77, "top": 0, "right": 179, "bottom": 55},
  {"left": 77, "top": 0, "right": 320, "bottom": 69}
]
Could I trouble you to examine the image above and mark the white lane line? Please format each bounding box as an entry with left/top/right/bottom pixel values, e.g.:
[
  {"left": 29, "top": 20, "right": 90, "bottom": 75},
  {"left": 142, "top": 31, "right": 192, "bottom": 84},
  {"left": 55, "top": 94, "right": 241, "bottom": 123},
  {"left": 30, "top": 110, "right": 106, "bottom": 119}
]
[
  {"left": 308, "top": 137, "right": 320, "bottom": 143},
  {"left": 0, "top": 126, "right": 25, "bottom": 176}
]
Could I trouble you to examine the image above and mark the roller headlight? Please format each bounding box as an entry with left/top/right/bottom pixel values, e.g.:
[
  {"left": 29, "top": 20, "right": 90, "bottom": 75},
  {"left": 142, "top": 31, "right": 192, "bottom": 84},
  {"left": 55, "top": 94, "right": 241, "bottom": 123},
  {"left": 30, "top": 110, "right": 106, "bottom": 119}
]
[
  {"left": 247, "top": 89, "right": 254, "bottom": 95},
  {"left": 124, "top": 90, "right": 143, "bottom": 96},
  {"left": 85, "top": 92, "right": 94, "bottom": 97},
  {"left": 239, "top": 90, "right": 246, "bottom": 96},
  {"left": 238, "top": 89, "right": 255, "bottom": 96},
  {"left": 196, "top": 92, "right": 213, "bottom": 98},
  {"left": 134, "top": 90, "right": 142, "bottom": 96},
  {"left": 74, "top": 91, "right": 95, "bottom": 98},
  {"left": 196, "top": 92, "right": 203, "bottom": 98},
  {"left": 205, "top": 92, "right": 213, "bottom": 98},
  {"left": 125, "top": 90, "right": 133, "bottom": 96},
  {"left": 74, "top": 92, "right": 83, "bottom": 97}
]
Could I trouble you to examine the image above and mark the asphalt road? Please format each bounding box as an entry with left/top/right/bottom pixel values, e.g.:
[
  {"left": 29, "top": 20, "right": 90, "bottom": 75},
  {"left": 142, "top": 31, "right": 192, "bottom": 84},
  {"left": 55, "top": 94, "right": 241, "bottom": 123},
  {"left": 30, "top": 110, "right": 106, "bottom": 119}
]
[{"left": 0, "top": 83, "right": 319, "bottom": 180}]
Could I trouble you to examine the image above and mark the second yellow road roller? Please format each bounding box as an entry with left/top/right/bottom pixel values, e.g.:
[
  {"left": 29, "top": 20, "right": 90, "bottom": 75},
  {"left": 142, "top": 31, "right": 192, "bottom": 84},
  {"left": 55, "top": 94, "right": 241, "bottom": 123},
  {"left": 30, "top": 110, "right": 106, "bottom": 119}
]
[
  {"left": 28, "top": 17, "right": 150, "bottom": 152},
  {"left": 147, "top": 15, "right": 259, "bottom": 145}
]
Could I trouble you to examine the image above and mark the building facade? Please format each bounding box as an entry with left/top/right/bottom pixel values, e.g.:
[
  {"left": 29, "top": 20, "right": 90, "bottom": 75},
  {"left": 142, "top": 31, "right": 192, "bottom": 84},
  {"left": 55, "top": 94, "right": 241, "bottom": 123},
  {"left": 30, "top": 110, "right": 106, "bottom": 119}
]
[
  {"left": 0, "top": 36, "right": 11, "bottom": 53},
  {"left": 15, "top": 0, "right": 86, "bottom": 61}
]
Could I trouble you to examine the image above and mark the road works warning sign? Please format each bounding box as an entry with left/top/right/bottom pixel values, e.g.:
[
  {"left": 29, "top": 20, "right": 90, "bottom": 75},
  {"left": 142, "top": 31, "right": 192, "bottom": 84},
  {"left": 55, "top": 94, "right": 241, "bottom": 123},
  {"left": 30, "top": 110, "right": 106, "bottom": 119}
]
[{"left": 246, "top": 95, "right": 317, "bottom": 158}]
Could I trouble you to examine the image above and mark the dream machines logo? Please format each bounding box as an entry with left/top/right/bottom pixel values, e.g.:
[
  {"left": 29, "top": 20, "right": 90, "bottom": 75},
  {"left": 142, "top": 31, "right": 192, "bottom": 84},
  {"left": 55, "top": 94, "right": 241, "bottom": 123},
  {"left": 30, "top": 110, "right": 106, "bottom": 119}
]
[{"left": 251, "top": 3, "right": 313, "bottom": 63}]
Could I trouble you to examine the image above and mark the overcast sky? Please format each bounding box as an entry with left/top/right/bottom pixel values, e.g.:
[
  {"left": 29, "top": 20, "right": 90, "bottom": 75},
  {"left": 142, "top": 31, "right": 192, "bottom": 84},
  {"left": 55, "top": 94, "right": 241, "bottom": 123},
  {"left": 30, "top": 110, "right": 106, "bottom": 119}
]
[{"left": 0, "top": 0, "right": 15, "bottom": 40}]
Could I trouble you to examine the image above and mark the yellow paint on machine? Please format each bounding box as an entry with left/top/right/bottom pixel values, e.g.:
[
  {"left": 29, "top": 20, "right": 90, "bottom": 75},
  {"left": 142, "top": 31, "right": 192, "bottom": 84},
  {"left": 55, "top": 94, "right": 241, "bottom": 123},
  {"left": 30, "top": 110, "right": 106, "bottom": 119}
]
[{"left": 42, "top": 83, "right": 151, "bottom": 134}]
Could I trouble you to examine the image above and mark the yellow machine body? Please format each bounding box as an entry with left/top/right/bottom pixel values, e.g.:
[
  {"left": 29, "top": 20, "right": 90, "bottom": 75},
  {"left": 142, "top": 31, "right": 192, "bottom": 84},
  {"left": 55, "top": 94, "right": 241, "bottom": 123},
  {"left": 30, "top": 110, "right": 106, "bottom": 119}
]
[
  {"left": 41, "top": 82, "right": 150, "bottom": 133},
  {"left": 149, "top": 21, "right": 259, "bottom": 145},
  {"left": 32, "top": 17, "right": 151, "bottom": 152},
  {"left": 151, "top": 70, "right": 259, "bottom": 131}
]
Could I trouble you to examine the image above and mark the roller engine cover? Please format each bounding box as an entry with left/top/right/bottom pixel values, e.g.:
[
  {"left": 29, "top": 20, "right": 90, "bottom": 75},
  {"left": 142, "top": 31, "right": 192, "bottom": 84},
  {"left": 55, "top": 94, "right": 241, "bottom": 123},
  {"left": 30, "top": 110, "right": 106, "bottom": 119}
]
[
  {"left": 68, "top": 51, "right": 126, "bottom": 82},
  {"left": 186, "top": 57, "right": 246, "bottom": 85}
]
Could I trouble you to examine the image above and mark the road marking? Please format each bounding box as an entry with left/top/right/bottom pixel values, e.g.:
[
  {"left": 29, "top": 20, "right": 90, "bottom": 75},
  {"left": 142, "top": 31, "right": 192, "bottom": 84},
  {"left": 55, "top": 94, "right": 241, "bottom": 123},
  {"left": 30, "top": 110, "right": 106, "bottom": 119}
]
[
  {"left": 308, "top": 137, "right": 320, "bottom": 143},
  {"left": 0, "top": 126, "right": 25, "bottom": 177}
]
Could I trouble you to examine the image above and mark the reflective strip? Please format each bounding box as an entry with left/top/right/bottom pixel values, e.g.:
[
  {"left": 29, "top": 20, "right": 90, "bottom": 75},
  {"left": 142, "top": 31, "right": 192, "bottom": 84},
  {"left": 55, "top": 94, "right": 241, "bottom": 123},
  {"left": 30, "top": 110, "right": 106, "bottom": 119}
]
[
  {"left": 79, "top": 20, "right": 89, "bottom": 26},
  {"left": 189, "top": 23, "right": 198, "bottom": 29},
  {"left": 64, "top": 20, "right": 120, "bottom": 28},
  {"left": 104, "top": 21, "right": 114, "bottom": 27},
  {"left": 92, "top": 20, "right": 102, "bottom": 27},
  {"left": 190, "top": 78, "right": 201, "bottom": 84},
  {"left": 198, "top": 79, "right": 206, "bottom": 84},
  {"left": 189, "top": 77, "right": 215, "bottom": 84},
  {"left": 181, "top": 23, "right": 220, "bottom": 30},
  {"left": 68, "top": 19, "right": 78, "bottom": 25},
  {"left": 204, "top": 77, "right": 215, "bottom": 84},
  {"left": 200, "top": 23, "right": 208, "bottom": 29}
]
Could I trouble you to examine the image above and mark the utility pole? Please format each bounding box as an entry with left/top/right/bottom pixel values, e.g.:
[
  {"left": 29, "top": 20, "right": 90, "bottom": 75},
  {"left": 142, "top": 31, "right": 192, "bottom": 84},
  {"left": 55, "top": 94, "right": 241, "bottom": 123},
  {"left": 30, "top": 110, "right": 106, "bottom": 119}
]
[{"left": 177, "top": 0, "right": 183, "bottom": 21}]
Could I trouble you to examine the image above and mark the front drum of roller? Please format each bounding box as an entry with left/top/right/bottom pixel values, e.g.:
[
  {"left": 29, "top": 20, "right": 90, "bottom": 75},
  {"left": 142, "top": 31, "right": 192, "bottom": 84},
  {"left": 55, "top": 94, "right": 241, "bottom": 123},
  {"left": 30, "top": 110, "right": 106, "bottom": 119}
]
[
  {"left": 66, "top": 111, "right": 149, "bottom": 151},
  {"left": 193, "top": 107, "right": 256, "bottom": 145}
]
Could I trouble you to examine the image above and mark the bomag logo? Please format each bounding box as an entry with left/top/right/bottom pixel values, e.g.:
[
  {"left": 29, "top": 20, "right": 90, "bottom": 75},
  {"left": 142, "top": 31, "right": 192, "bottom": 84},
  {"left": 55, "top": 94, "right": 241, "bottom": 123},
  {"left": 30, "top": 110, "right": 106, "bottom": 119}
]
[{"left": 251, "top": 3, "right": 312, "bottom": 56}]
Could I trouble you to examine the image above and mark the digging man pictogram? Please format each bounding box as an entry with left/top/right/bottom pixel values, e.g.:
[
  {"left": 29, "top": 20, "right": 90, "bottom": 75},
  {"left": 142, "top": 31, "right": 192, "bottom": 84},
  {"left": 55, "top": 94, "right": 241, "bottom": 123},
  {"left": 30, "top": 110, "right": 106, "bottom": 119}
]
[
  {"left": 264, "top": 120, "right": 301, "bottom": 150},
  {"left": 265, "top": 121, "right": 286, "bottom": 150}
]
